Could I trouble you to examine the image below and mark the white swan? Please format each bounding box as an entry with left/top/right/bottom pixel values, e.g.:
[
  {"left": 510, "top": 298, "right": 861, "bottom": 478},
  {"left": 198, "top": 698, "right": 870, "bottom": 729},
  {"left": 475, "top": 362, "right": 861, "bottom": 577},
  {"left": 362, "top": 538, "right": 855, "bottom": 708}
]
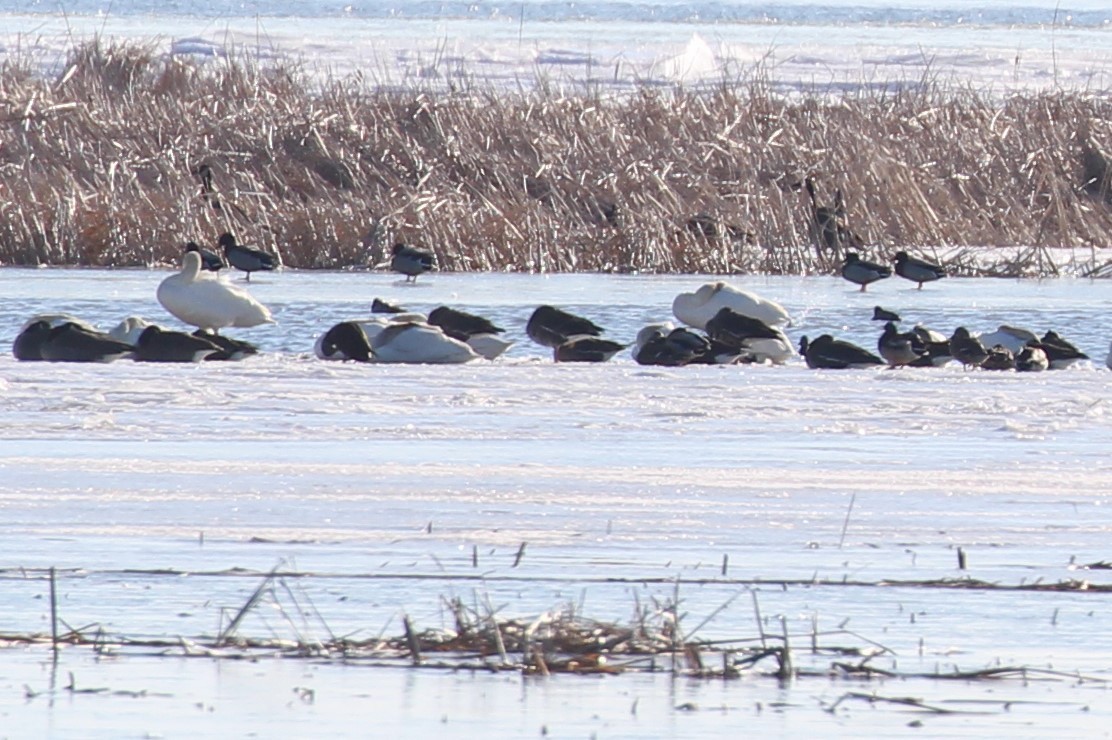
[
  {"left": 672, "top": 281, "right": 791, "bottom": 330},
  {"left": 370, "top": 322, "right": 478, "bottom": 364},
  {"left": 976, "top": 325, "right": 1038, "bottom": 354},
  {"left": 464, "top": 333, "right": 514, "bottom": 360},
  {"left": 109, "top": 316, "right": 155, "bottom": 346},
  {"left": 157, "top": 251, "right": 274, "bottom": 331}
]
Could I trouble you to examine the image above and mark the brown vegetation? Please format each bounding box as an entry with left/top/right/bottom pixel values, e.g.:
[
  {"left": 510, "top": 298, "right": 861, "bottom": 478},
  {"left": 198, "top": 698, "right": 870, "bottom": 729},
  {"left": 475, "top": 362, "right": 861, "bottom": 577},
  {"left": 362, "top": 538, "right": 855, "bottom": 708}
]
[{"left": 1, "top": 40, "right": 1111, "bottom": 274}]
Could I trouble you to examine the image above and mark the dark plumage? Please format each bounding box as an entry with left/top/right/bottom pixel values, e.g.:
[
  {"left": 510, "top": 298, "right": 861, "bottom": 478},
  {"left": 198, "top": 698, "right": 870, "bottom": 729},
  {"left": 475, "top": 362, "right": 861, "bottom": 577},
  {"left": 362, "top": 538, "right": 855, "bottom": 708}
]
[
  {"left": 13, "top": 319, "right": 52, "bottom": 361},
  {"left": 192, "top": 329, "right": 259, "bottom": 361},
  {"left": 185, "top": 241, "right": 224, "bottom": 271},
  {"left": 981, "top": 345, "right": 1016, "bottom": 371},
  {"left": 907, "top": 325, "right": 953, "bottom": 367},
  {"left": 877, "top": 322, "right": 925, "bottom": 367},
  {"left": 135, "top": 326, "right": 223, "bottom": 363},
  {"left": 427, "top": 306, "right": 504, "bottom": 340},
  {"left": 805, "top": 177, "right": 862, "bottom": 255},
  {"left": 1015, "top": 343, "right": 1049, "bottom": 372},
  {"left": 526, "top": 306, "right": 604, "bottom": 348},
  {"left": 704, "top": 307, "right": 782, "bottom": 348},
  {"left": 39, "top": 322, "right": 133, "bottom": 363},
  {"left": 799, "top": 334, "right": 884, "bottom": 369},
  {"left": 633, "top": 326, "right": 727, "bottom": 366},
  {"left": 893, "top": 251, "right": 946, "bottom": 289},
  {"left": 371, "top": 298, "right": 406, "bottom": 314},
  {"left": 1039, "top": 330, "right": 1089, "bottom": 369},
  {"left": 553, "top": 336, "right": 625, "bottom": 363},
  {"left": 841, "top": 252, "right": 891, "bottom": 291},
  {"left": 220, "top": 233, "right": 278, "bottom": 281},
  {"left": 391, "top": 243, "right": 435, "bottom": 282},
  {"left": 872, "top": 306, "right": 901, "bottom": 322},
  {"left": 318, "top": 322, "right": 373, "bottom": 362},
  {"left": 949, "top": 327, "right": 989, "bottom": 369}
]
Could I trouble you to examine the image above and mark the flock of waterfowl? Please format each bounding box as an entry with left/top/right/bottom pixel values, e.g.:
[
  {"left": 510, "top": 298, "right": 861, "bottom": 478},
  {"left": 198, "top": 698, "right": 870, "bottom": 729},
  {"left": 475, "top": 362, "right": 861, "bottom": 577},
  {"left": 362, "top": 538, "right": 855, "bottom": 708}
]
[{"left": 7, "top": 234, "right": 1111, "bottom": 371}]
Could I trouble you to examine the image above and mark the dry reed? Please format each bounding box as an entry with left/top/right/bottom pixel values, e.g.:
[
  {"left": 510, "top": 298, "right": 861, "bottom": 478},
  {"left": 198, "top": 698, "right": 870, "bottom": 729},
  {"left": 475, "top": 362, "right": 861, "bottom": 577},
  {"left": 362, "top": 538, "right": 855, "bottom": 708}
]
[{"left": 1, "top": 40, "right": 1111, "bottom": 275}]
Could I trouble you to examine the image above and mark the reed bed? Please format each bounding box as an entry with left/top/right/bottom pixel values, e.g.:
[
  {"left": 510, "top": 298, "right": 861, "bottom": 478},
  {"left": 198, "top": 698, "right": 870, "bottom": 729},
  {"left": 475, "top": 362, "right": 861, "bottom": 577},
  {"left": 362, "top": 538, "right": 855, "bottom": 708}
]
[{"left": 1, "top": 40, "right": 1111, "bottom": 275}]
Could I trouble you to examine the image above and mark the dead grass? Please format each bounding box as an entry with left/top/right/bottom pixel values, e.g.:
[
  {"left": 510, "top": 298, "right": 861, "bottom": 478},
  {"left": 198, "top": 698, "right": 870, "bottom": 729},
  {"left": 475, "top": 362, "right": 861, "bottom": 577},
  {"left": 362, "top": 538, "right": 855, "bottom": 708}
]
[{"left": 1, "top": 40, "right": 1111, "bottom": 274}]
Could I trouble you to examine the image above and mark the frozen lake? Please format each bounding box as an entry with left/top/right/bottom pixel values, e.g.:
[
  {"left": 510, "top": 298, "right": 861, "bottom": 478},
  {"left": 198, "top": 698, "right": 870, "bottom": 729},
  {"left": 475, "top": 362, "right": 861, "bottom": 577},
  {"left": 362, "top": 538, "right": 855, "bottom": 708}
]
[{"left": 1, "top": 267, "right": 1111, "bottom": 736}]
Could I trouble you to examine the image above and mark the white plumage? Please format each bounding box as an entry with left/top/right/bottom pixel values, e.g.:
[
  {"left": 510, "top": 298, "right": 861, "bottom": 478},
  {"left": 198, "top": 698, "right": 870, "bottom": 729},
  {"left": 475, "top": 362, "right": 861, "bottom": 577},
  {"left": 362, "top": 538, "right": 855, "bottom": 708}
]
[
  {"left": 157, "top": 251, "right": 274, "bottom": 331},
  {"left": 672, "top": 281, "right": 791, "bottom": 330}
]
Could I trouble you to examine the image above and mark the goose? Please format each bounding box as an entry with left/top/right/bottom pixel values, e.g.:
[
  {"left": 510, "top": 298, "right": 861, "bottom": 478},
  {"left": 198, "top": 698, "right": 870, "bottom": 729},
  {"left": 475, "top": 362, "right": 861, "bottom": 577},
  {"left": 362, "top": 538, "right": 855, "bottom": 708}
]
[
  {"left": 949, "top": 327, "right": 989, "bottom": 369},
  {"left": 315, "top": 321, "right": 373, "bottom": 362},
  {"left": 841, "top": 253, "right": 891, "bottom": 292},
  {"left": 704, "top": 307, "right": 794, "bottom": 364},
  {"left": 1039, "top": 330, "right": 1089, "bottom": 369},
  {"left": 185, "top": 241, "right": 224, "bottom": 271},
  {"left": 372, "top": 298, "right": 406, "bottom": 314},
  {"left": 554, "top": 336, "right": 626, "bottom": 363},
  {"left": 371, "top": 321, "right": 478, "bottom": 364},
  {"left": 220, "top": 233, "right": 278, "bottom": 281},
  {"left": 158, "top": 251, "right": 275, "bottom": 332},
  {"left": 981, "top": 345, "right": 1016, "bottom": 371},
  {"left": 135, "top": 325, "right": 224, "bottom": 363},
  {"left": 1016, "top": 343, "right": 1049, "bottom": 373},
  {"left": 39, "top": 322, "right": 134, "bottom": 363},
  {"left": 527, "top": 305, "right": 604, "bottom": 348},
  {"left": 391, "top": 243, "right": 435, "bottom": 282},
  {"left": 977, "top": 325, "right": 1038, "bottom": 355},
  {"left": 893, "top": 251, "right": 946, "bottom": 289},
  {"left": 799, "top": 334, "right": 884, "bottom": 369},
  {"left": 672, "top": 281, "right": 791, "bottom": 330},
  {"left": 872, "top": 306, "right": 901, "bottom": 322},
  {"left": 192, "top": 330, "right": 258, "bottom": 361},
  {"left": 877, "top": 322, "right": 926, "bottom": 367}
]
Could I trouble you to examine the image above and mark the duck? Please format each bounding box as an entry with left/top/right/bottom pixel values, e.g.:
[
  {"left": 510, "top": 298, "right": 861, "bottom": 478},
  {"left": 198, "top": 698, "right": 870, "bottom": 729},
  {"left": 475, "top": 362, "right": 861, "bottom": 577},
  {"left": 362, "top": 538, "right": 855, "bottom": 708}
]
[
  {"left": 672, "top": 281, "right": 791, "bottom": 330},
  {"left": 391, "top": 243, "right": 435, "bottom": 282},
  {"left": 220, "top": 233, "right": 278, "bottom": 281},
  {"left": 977, "top": 325, "right": 1038, "bottom": 355},
  {"left": 554, "top": 336, "right": 626, "bottom": 363},
  {"left": 631, "top": 323, "right": 732, "bottom": 366},
  {"left": 12, "top": 319, "right": 53, "bottom": 360},
  {"left": 39, "top": 322, "right": 134, "bottom": 363},
  {"left": 371, "top": 298, "right": 406, "bottom": 314},
  {"left": 893, "top": 251, "right": 946, "bottom": 289},
  {"left": 192, "top": 330, "right": 258, "bottom": 360},
  {"left": 872, "top": 306, "right": 901, "bottom": 322},
  {"left": 315, "top": 321, "right": 373, "bottom": 362},
  {"left": 185, "top": 241, "right": 224, "bottom": 271},
  {"left": 427, "top": 306, "right": 504, "bottom": 338},
  {"left": 841, "top": 253, "right": 891, "bottom": 292},
  {"left": 370, "top": 321, "right": 478, "bottom": 364},
  {"left": 948, "top": 327, "right": 989, "bottom": 369},
  {"left": 1039, "top": 330, "right": 1089, "bottom": 369},
  {"left": 1015, "top": 343, "right": 1050, "bottom": 373},
  {"left": 799, "top": 334, "right": 885, "bottom": 369},
  {"left": 704, "top": 307, "right": 794, "bottom": 364},
  {"left": 907, "top": 325, "right": 954, "bottom": 367},
  {"left": 157, "top": 251, "right": 275, "bottom": 332},
  {"left": 980, "top": 345, "right": 1016, "bottom": 371},
  {"left": 526, "top": 305, "right": 604, "bottom": 348},
  {"left": 134, "top": 325, "right": 224, "bottom": 363},
  {"left": 877, "top": 322, "right": 925, "bottom": 367}
]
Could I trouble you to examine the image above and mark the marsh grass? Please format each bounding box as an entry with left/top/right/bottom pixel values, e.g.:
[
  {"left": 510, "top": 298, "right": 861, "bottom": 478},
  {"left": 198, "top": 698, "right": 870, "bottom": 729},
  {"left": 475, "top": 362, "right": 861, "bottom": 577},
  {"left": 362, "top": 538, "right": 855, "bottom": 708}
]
[{"left": 1, "top": 40, "right": 1111, "bottom": 274}]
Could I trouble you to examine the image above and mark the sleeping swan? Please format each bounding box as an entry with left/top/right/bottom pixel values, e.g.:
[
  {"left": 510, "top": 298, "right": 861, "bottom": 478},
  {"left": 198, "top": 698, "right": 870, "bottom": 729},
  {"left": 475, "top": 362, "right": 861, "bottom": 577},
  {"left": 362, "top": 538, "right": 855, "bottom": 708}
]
[
  {"left": 672, "top": 281, "right": 791, "bottom": 330},
  {"left": 157, "top": 251, "right": 274, "bottom": 331},
  {"left": 315, "top": 317, "right": 479, "bottom": 364}
]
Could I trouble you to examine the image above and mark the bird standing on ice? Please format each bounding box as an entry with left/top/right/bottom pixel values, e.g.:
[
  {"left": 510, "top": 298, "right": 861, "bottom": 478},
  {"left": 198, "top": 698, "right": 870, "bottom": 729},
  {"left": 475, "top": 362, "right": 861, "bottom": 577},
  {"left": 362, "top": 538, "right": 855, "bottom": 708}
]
[
  {"left": 157, "top": 251, "right": 274, "bottom": 332},
  {"left": 220, "top": 233, "right": 278, "bottom": 281},
  {"left": 893, "top": 251, "right": 946, "bottom": 289},
  {"left": 391, "top": 243, "right": 435, "bottom": 282}
]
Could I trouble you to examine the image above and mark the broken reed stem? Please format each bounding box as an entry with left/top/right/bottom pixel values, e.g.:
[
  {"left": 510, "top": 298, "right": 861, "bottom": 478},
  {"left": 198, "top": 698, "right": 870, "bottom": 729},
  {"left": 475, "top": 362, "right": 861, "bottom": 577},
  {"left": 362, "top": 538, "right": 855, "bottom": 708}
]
[
  {"left": 750, "top": 589, "right": 767, "bottom": 649},
  {"left": 402, "top": 615, "right": 422, "bottom": 665},
  {"left": 216, "top": 563, "right": 282, "bottom": 646},
  {"left": 49, "top": 566, "right": 58, "bottom": 651},
  {"left": 838, "top": 493, "right": 856, "bottom": 549},
  {"left": 512, "top": 542, "right": 527, "bottom": 568}
]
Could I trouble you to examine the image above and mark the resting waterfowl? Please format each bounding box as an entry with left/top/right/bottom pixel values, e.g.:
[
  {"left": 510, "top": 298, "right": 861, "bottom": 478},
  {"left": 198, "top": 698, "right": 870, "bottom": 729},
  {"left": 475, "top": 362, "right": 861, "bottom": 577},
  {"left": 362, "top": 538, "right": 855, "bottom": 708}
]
[
  {"left": 391, "top": 243, "right": 435, "bottom": 282},
  {"left": 877, "top": 322, "right": 926, "bottom": 367},
  {"left": 109, "top": 316, "right": 154, "bottom": 346},
  {"left": 949, "top": 327, "right": 989, "bottom": 369},
  {"left": 315, "top": 321, "right": 373, "bottom": 362},
  {"left": 1015, "top": 343, "right": 1049, "bottom": 373},
  {"left": 554, "top": 336, "right": 626, "bottom": 363},
  {"left": 893, "top": 251, "right": 946, "bottom": 289},
  {"left": 12, "top": 319, "right": 52, "bottom": 360},
  {"left": 158, "top": 251, "right": 275, "bottom": 332},
  {"left": 371, "top": 321, "right": 478, "bottom": 364},
  {"left": 981, "top": 345, "right": 1016, "bottom": 371},
  {"left": 193, "top": 330, "right": 258, "bottom": 360},
  {"left": 872, "top": 306, "right": 901, "bottom": 322},
  {"left": 39, "top": 322, "right": 134, "bottom": 363},
  {"left": 1039, "top": 330, "right": 1089, "bottom": 369},
  {"left": 427, "top": 306, "right": 504, "bottom": 339},
  {"left": 799, "top": 334, "right": 884, "bottom": 369},
  {"left": 220, "top": 233, "right": 278, "bottom": 281},
  {"left": 185, "top": 241, "right": 224, "bottom": 271},
  {"left": 704, "top": 307, "right": 793, "bottom": 364},
  {"left": 527, "top": 305, "right": 604, "bottom": 348},
  {"left": 135, "top": 325, "right": 224, "bottom": 363},
  {"left": 907, "top": 325, "right": 954, "bottom": 367},
  {"left": 977, "top": 325, "right": 1038, "bottom": 355},
  {"left": 631, "top": 323, "right": 732, "bottom": 366},
  {"left": 672, "top": 281, "right": 791, "bottom": 330},
  {"left": 841, "top": 253, "right": 891, "bottom": 292},
  {"left": 371, "top": 298, "right": 406, "bottom": 314}
]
